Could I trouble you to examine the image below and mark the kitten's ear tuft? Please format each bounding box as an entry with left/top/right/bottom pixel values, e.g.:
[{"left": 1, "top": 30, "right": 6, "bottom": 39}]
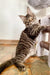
[
  {"left": 27, "top": 7, "right": 36, "bottom": 17},
  {"left": 19, "top": 15, "right": 26, "bottom": 22},
  {"left": 27, "top": 7, "right": 33, "bottom": 15}
]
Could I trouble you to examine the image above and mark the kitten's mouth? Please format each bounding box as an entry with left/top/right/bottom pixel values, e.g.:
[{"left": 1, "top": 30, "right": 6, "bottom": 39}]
[{"left": 31, "top": 21, "right": 36, "bottom": 25}]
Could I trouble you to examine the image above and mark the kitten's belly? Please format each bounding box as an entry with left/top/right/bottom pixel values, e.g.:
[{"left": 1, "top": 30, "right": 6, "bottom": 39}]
[
  {"left": 29, "top": 46, "right": 36, "bottom": 56},
  {"left": 24, "top": 46, "right": 36, "bottom": 62}
]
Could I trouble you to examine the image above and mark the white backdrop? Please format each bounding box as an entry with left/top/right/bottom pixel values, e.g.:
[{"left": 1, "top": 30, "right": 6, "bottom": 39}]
[
  {"left": 0, "top": 0, "right": 50, "bottom": 40},
  {"left": 0, "top": 0, "right": 27, "bottom": 40}
]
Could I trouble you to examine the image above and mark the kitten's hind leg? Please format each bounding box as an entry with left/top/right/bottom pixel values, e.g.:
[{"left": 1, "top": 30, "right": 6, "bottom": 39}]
[{"left": 48, "top": 44, "right": 50, "bottom": 67}]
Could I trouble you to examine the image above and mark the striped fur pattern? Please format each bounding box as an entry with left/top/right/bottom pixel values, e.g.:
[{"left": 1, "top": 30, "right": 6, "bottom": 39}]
[{"left": 0, "top": 7, "right": 46, "bottom": 73}]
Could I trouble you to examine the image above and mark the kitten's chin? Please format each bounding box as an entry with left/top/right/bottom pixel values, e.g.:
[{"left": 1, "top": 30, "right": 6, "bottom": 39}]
[{"left": 31, "top": 22, "right": 36, "bottom": 25}]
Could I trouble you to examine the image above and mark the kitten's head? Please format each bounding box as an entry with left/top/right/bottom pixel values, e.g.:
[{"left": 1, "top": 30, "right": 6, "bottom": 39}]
[{"left": 19, "top": 7, "right": 36, "bottom": 27}]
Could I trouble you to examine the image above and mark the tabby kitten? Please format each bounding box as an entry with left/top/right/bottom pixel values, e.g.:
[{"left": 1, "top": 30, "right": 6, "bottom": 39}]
[{"left": 0, "top": 7, "right": 46, "bottom": 73}]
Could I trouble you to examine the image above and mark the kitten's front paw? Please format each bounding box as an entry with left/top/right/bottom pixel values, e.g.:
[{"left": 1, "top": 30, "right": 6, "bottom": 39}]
[{"left": 41, "top": 26, "right": 47, "bottom": 31}]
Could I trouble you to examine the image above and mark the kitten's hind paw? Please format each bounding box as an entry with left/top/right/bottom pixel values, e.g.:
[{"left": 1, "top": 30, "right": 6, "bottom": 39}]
[
  {"left": 14, "top": 62, "right": 26, "bottom": 72},
  {"left": 18, "top": 65, "right": 26, "bottom": 72}
]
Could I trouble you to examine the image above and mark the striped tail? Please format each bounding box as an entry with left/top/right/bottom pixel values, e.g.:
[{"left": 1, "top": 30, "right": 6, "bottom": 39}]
[{"left": 0, "top": 58, "right": 15, "bottom": 74}]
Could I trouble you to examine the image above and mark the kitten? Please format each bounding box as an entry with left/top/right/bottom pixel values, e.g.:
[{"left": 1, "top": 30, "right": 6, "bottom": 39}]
[{"left": 0, "top": 7, "right": 46, "bottom": 73}]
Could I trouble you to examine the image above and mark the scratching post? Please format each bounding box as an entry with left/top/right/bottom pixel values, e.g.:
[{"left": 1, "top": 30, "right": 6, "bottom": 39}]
[
  {"left": 48, "top": 44, "right": 50, "bottom": 67},
  {"left": 40, "top": 41, "right": 49, "bottom": 50},
  {"left": 48, "top": 33, "right": 50, "bottom": 67},
  {"left": 40, "top": 26, "right": 50, "bottom": 67}
]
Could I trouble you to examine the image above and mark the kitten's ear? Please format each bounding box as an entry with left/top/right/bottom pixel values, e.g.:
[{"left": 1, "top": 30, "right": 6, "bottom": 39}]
[
  {"left": 27, "top": 7, "right": 33, "bottom": 16},
  {"left": 19, "top": 15, "right": 26, "bottom": 22}
]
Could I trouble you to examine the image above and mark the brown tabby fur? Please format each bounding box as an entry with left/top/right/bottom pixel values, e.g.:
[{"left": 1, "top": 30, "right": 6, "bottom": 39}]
[{"left": 0, "top": 7, "right": 46, "bottom": 73}]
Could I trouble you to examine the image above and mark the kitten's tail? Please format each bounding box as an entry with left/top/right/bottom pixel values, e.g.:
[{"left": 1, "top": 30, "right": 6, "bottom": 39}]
[{"left": 0, "top": 58, "right": 15, "bottom": 74}]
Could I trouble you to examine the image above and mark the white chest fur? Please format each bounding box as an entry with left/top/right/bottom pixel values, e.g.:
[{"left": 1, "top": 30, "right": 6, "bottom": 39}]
[
  {"left": 30, "top": 45, "right": 36, "bottom": 56},
  {"left": 24, "top": 45, "right": 36, "bottom": 62}
]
